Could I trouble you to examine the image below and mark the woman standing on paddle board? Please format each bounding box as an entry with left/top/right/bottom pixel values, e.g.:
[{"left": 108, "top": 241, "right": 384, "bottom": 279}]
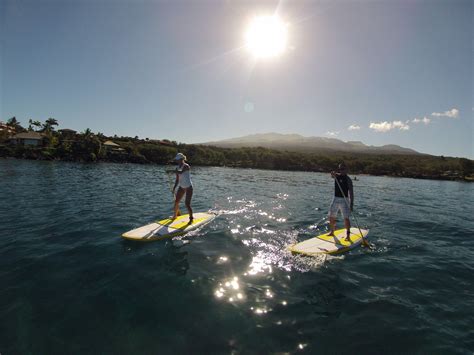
[
  {"left": 172, "top": 153, "right": 194, "bottom": 222},
  {"left": 328, "top": 162, "right": 354, "bottom": 241}
]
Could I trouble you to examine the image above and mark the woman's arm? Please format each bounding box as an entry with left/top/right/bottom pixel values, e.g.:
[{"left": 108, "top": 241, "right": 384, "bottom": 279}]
[{"left": 175, "top": 164, "right": 189, "bottom": 174}]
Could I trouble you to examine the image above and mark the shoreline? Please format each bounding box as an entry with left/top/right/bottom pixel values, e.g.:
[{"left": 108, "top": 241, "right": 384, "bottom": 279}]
[
  {"left": 1, "top": 123, "right": 472, "bottom": 183},
  {"left": 2, "top": 156, "right": 472, "bottom": 183}
]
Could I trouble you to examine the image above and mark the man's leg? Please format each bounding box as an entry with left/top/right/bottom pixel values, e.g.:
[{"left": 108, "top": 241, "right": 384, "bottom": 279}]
[
  {"left": 328, "top": 216, "right": 336, "bottom": 236},
  {"left": 344, "top": 218, "right": 351, "bottom": 241}
]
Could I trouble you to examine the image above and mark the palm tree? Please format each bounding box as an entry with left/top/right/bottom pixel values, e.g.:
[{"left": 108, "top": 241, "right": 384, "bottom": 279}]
[
  {"left": 77, "top": 128, "right": 101, "bottom": 161},
  {"left": 6, "top": 117, "right": 24, "bottom": 132},
  {"left": 34, "top": 120, "right": 42, "bottom": 130},
  {"left": 82, "top": 128, "right": 93, "bottom": 137},
  {"left": 42, "top": 118, "right": 59, "bottom": 132},
  {"left": 7, "top": 117, "right": 18, "bottom": 126},
  {"left": 28, "top": 119, "right": 42, "bottom": 131}
]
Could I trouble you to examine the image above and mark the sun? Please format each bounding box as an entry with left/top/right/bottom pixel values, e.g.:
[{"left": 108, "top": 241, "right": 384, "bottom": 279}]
[{"left": 245, "top": 15, "right": 288, "bottom": 59}]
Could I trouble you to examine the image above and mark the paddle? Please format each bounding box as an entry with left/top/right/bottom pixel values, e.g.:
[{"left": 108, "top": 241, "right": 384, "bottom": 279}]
[
  {"left": 333, "top": 173, "right": 370, "bottom": 247},
  {"left": 165, "top": 168, "right": 181, "bottom": 217}
]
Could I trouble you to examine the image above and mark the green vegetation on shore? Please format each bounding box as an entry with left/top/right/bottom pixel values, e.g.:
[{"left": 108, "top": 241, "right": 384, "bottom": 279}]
[{"left": 1, "top": 117, "right": 472, "bottom": 181}]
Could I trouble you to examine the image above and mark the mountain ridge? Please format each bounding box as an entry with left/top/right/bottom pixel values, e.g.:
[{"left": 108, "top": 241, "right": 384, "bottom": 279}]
[{"left": 200, "top": 133, "right": 422, "bottom": 155}]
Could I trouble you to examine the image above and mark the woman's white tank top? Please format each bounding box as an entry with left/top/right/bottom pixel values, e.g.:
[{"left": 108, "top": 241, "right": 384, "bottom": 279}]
[{"left": 176, "top": 164, "right": 192, "bottom": 188}]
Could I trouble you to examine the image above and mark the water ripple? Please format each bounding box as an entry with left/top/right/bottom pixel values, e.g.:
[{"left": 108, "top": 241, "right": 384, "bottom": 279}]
[{"left": 1, "top": 161, "right": 473, "bottom": 353}]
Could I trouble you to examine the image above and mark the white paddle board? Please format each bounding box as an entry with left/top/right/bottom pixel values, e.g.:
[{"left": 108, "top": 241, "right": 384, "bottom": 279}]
[
  {"left": 288, "top": 228, "right": 369, "bottom": 256},
  {"left": 122, "top": 212, "right": 216, "bottom": 241}
]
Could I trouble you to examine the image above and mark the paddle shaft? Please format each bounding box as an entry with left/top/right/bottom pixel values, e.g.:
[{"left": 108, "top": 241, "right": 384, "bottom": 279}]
[
  {"left": 165, "top": 169, "right": 181, "bottom": 216},
  {"left": 333, "top": 174, "right": 368, "bottom": 246}
]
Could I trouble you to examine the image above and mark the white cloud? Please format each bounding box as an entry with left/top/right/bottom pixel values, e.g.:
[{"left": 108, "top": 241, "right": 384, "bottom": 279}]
[
  {"left": 325, "top": 131, "right": 339, "bottom": 137},
  {"left": 348, "top": 124, "right": 361, "bottom": 131},
  {"left": 369, "top": 122, "right": 392, "bottom": 132},
  {"left": 392, "top": 121, "right": 410, "bottom": 130},
  {"left": 431, "top": 108, "right": 459, "bottom": 118},
  {"left": 367, "top": 107, "right": 457, "bottom": 134},
  {"left": 412, "top": 116, "right": 431, "bottom": 125},
  {"left": 369, "top": 120, "right": 410, "bottom": 132}
]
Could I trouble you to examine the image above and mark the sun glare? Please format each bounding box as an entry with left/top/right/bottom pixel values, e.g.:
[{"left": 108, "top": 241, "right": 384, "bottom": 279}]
[{"left": 245, "top": 15, "right": 288, "bottom": 59}]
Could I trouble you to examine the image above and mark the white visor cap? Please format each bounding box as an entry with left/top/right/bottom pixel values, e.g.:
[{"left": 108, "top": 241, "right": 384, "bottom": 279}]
[{"left": 174, "top": 153, "right": 186, "bottom": 161}]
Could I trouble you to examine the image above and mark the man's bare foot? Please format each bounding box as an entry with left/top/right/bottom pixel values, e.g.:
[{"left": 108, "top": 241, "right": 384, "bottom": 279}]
[
  {"left": 345, "top": 235, "right": 351, "bottom": 242},
  {"left": 327, "top": 232, "right": 336, "bottom": 237}
]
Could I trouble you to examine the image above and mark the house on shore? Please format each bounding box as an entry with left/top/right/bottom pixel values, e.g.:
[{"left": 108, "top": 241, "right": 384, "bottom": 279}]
[
  {"left": 103, "top": 140, "right": 125, "bottom": 153},
  {"left": 0, "top": 122, "right": 16, "bottom": 135},
  {"left": 10, "top": 132, "right": 45, "bottom": 146}
]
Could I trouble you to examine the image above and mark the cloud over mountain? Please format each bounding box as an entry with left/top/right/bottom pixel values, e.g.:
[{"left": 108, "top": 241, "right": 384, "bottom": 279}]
[
  {"left": 348, "top": 124, "right": 361, "bottom": 130},
  {"left": 369, "top": 120, "right": 410, "bottom": 132}
]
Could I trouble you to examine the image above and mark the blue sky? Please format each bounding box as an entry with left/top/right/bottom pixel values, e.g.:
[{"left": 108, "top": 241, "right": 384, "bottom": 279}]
[{"left": 1, "top": 0, "right": 472, "bottom": 158}]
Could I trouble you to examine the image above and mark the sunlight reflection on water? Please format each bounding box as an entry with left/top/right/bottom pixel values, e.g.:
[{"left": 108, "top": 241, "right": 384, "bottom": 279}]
[
  {"left": 211, "top": 193, "right": 329, "bottom": 316},
  {"left": 212, "top": 193, "right": 329, "bottom": 278}
]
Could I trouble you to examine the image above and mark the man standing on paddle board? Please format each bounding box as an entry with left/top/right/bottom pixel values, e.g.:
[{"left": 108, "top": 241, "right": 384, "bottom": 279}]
[
  {"left": 172, "top": 153, "right": 194, "bottom": 222},
  {"left": 328, "top": 162, "right": 354, "bottom": 241}
]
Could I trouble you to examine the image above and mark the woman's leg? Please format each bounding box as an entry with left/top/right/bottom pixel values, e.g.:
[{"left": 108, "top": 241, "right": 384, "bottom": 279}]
[
  {"left": 173, "top": 188, "right": 185, "bottom": 219},
  {"left": 185, "top": 187, "right": 193, "bottom": 221}
]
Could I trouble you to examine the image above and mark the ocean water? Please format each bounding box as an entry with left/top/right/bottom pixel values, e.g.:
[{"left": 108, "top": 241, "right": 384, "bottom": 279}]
[{"left": 1, "top": 159, "right": 473, "bottom": 354}]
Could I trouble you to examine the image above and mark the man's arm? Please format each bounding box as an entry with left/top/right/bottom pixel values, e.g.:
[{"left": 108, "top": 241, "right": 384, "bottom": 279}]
[{"left": 348, "top": 177, "right": 354, "bottom": 211}]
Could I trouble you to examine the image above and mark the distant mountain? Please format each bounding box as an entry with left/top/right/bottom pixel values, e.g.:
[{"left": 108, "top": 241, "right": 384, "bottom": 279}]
[{"left": 201, "top": 133, "right": 421, "bottom": 155}]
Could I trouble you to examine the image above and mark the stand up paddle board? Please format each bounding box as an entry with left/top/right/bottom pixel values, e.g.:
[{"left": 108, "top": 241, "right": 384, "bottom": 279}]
[
  {"left": 122, "top": 212, "right": 216, "bottom": 241},
  {"left": 288, "top": 228, "right": 369, "bottom": 256}
]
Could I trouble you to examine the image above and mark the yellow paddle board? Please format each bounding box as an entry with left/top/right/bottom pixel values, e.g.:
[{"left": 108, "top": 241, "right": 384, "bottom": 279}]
[
  {"left": 122, "top": 212, "right": 216, "bottom": 241},
  {"left": 288, "top": 228, "right": 369, "bottom": 256}
]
